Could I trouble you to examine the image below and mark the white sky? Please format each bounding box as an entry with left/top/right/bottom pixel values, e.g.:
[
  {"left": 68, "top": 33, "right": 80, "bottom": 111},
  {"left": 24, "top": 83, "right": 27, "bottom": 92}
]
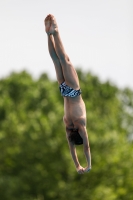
[{"left": 0, "top": 0, "right": 133, "bottom": 88}]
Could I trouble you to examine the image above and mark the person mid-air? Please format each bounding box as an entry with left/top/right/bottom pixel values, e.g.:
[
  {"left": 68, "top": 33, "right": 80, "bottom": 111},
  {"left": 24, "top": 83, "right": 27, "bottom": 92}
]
[{"left": 44, "top": 14, "right": 91, "bottom": 174}]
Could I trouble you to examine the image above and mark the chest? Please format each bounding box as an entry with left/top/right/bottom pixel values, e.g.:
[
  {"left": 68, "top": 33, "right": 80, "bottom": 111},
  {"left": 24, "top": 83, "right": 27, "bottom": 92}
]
[{"left": 64, "top": 97, "right": 86, "bottom": 117}]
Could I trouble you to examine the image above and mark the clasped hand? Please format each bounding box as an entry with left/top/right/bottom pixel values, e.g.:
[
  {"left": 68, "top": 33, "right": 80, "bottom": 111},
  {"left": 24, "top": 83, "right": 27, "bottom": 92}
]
[{"left": 76, "top": 165, "right": 91, "bottom": 174}]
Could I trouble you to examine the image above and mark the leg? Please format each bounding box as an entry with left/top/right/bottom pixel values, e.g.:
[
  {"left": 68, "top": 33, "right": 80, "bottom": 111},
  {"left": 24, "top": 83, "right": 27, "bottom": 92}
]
[
  {"left": 48, "top": 14, "right": 80, "bottom": 90},
  {"left": 47, "top": 35, "right": 65, "bottom": 84},
  {"left": 45, "top": 15, "right": 65, "bottom": 84}
]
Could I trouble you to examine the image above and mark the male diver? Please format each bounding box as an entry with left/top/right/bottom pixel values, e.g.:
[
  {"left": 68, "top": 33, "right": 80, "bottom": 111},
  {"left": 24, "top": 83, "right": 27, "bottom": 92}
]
[{"left": 44, "top": 14, "right": 91, "bottom": 174}]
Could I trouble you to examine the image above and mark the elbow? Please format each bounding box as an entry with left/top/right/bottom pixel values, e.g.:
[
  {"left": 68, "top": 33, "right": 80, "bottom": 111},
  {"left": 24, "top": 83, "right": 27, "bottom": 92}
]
[{"left": 84, "top": 144, "right": 90, "bottom": 152}]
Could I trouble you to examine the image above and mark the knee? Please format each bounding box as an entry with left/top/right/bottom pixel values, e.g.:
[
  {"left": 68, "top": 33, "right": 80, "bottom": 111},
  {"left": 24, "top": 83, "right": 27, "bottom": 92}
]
[{"left": 58, "top": 54, "right": 69, "bottom": 63}]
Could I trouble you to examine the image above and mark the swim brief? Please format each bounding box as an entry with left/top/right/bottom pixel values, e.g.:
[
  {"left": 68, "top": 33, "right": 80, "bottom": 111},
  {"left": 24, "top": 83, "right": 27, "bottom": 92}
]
[{"left": 59, "top": 82, "right": 82, "bottom": 97}]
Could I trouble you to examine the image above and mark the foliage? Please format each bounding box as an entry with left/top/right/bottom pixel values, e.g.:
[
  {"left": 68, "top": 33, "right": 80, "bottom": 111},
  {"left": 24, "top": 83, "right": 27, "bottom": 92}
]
[{"left": 0, "top": 70, "right": 133, "bottom": 200}]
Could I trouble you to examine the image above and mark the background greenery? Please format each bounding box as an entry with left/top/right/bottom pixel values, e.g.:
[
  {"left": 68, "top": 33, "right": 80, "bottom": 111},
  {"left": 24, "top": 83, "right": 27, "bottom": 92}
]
[{"left": 0, "top": 69, "right": 133, "bottom": 200}]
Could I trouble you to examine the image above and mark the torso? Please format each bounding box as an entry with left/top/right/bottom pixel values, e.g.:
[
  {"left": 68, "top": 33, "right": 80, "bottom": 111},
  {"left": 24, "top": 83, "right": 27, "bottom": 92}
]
[{"left": 63, "top": 95, "right": 86, "bottom": 129}]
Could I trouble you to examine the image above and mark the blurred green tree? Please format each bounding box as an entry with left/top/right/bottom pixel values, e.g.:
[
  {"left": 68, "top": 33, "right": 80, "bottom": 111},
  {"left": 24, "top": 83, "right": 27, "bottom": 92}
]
[{"left": 0, "top": 70, "right": 132, "bottom": 200}]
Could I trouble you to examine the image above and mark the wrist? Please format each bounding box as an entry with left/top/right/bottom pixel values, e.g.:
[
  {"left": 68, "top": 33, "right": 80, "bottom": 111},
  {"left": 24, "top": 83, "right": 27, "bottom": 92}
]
[
  {"left": 75, "top": 163, "right": 80, "bottom": 169},
  {"left": 84, "top": 166, "right": 91, "bottom": 172},
  {"left": 87, "top": 164, "right": 91, "bottom": 168}
]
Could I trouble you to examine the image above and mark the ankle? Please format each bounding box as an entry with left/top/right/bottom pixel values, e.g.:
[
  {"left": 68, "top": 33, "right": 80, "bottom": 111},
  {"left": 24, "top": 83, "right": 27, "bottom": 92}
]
[{"left": 53, "top": 29, "right": 59, "bottom": 36}]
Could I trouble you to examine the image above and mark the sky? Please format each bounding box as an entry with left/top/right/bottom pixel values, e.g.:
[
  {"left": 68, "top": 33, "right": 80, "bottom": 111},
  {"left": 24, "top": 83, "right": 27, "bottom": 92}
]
[{"left": 0, "top": 0, "right": 133, "bottom": 89}]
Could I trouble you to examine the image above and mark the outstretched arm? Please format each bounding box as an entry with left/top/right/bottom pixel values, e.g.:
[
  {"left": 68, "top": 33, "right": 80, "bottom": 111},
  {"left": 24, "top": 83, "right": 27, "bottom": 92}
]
[
  {"left": 66, "top": 132, "right": 84, "bottom": 174},
  {"left": 79, "top": 126, "right": 91, "bottom": 172}
]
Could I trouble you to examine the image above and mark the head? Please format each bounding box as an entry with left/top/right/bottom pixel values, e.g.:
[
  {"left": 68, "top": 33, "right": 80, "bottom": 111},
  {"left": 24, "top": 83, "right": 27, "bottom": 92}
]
[{"left": 68, "top": 129, "right": 83, "bottom": 145}]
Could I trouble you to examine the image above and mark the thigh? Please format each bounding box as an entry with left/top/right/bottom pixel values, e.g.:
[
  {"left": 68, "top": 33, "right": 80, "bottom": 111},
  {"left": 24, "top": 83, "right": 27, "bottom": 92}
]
[{"left": 60, "top": 58, "right": 80, "bottom": 90}]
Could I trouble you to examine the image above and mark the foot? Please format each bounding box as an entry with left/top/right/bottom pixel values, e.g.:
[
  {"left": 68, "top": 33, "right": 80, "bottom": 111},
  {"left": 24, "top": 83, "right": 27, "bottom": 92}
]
[
  {"left": 44, "top": 14, "right": 58, "bottom": 35},
  {"left": 44, "top": 14, "right": 51, "bottom": 34}
]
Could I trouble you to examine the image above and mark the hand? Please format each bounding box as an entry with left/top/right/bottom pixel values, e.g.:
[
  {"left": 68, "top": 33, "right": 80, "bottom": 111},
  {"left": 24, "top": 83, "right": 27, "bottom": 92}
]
[
  {"left": 76, "top": 165, "right": 85, "bottom": 174},
  {"left": 84, "top": 166, "right": 91, "bottom": 173}
]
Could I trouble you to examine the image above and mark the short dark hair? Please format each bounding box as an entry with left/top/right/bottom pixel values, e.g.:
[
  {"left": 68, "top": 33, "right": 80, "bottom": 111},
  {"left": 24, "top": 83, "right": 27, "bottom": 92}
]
[{"left": 69, "top": 129, "right": 83, "bottom": 145}]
